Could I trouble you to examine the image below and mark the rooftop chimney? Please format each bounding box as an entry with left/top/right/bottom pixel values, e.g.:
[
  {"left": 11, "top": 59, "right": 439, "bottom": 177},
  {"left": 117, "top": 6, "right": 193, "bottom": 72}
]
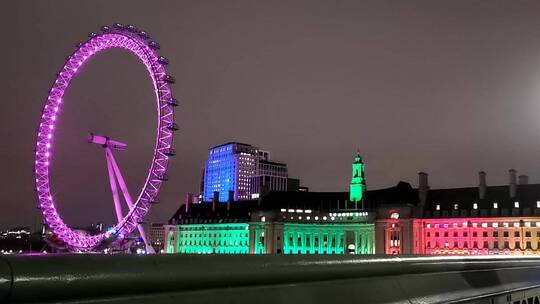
[
  {"left": 418, "top": 172, "right": 429, "bottom": 206},
  {"left": 212, "top": 191, "right": 219, "bottom": 212},
  {"left": 509, "top": 169, "right": 517, "bottom": 198},
  {"left": 519, "top": 174, "right": 529, "bottom": 185},
  {"left": 478, "top": 171, "right": 487, "bottom": 200},
  {"left": 227, "top": 190, "right": 234, "bottom": 211},
  {"left": 185, "top": 193, "right": 193, "bottom": 213}
]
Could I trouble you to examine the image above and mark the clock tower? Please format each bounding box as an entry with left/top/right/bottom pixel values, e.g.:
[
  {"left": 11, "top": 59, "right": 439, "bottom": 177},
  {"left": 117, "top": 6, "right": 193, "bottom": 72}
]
[{"left": 349, "top": 151, "right": 366, "bottom": 205}]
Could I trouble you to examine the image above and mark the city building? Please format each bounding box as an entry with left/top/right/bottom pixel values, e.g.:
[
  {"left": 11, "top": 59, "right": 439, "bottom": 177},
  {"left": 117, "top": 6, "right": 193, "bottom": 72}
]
[
  {"left": 382, "top": 170, "right": 540, "bottom": 256},
  {"left": 201, "top": 142, "right": 300, "bottom": 203},
  {"left": 168, "top": 151, "right": 540, "bottom": 256},
  {"left": 148, "top": 223, "right": 165, "bottom": 252},
  {"left": 249, "top": 160, "right": 288, "bottom": 198},
  {"left": 0, "top": 227, "right": 46, "bottom": 254},
  {"left": 165, "top": 152, "right": 374, "bottom": 255},
  {"left": 203, "top": 142, "right": 258, "bottom": 202},
  {"left": 165, "top": 191, "right": 375, "bottom": 255}
]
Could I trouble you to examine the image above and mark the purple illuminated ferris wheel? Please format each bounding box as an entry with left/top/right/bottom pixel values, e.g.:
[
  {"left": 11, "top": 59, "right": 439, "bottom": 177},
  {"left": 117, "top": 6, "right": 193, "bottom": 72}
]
[{"left": 34, "top": 23, "right": 178, "bottom": 251}]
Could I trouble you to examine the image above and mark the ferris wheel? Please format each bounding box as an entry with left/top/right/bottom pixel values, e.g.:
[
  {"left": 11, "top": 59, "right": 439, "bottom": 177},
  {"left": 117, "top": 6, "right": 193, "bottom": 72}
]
[{"left": 34, "top": 23, "right": 178, "bottom": 252}]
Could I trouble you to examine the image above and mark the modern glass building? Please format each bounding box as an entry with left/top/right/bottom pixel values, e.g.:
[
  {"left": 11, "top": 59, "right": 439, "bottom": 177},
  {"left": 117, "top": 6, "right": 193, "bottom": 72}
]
[{"left": 202, "top": 143, "right": 258, "bottom": 202}]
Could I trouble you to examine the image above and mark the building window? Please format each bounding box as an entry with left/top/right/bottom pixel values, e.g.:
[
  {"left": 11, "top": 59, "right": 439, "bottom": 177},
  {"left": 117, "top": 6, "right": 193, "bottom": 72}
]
[
  {"left": 483, "top": 232, "right": 488, "bottom": 237},
  {"left": 514, "top": 201, "right": 520, "bottom": 208},
  {"left": 453, "top": 231, "right": 458, "bottom": 237},
  {"left": 454, "top": 203, "right": 459, "bottom": 210},
  {"left": 494, "top": 241, "right": 498, "bottom": 249},
  {"left": 473, "top": 232, "right": 477, "bottom": 237},
  {"left": 515, "top": 231, "right": 520, "bottom": 237},
  {"left": 473, "top": 203, "right": 478, "bottom": 210},
  {"left": 435, "top": 232, "right": 439, "bottom": 237},
  {"left": 483, "top": 241, "right": 488, "bottom": 248},
  {"left": 537, "top": 201, "right": 540, "bottom": 208},
  {"left": 464, "top": 241, "right": 468, "bottom": 248},
  {"left": 473, "top": 241, "right": 478, "bottom": 248},
  {"left": 515, "top": 241, "right": 520, "bottom": 249},
  {"left": 504, "top": 241, "right": 509, "bottom": 248},
  {"left": 444, "top": 232, "right": 448, "bottom": 237},
  {"left": 493, "top": 231, "right": 498, "bottom": 237},
  {"left": 463, "top": 232, "right": 468, "bottom": 237},
  {"left": 526, "top": 231, "right": 531, "bottom": 238},
  {"left": 493, "top": 202, "right": 498, "bottom": 209},
  {"left": 527, "top": 241, "right": 532, "bottom": 249},
  {"left": 504, "top": 231, "right": 509, "bottom": 237},
  {"left": 427, "top": 232, "right": 431, "bottom": 237},
  {"left": 436, "top": 204, "right": 440, "bottom": 211}
]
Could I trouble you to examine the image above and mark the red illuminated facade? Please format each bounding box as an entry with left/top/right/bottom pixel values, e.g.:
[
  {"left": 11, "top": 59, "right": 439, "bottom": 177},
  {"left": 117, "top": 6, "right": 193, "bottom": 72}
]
[{"left": 374, "top": 170, "right": 540, "bottom": 256}]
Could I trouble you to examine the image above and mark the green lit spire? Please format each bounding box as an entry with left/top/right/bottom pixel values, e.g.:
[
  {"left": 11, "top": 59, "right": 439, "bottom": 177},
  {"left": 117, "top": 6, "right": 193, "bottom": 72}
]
[{"left": 349, "top": 151, "right": 366, "bottom": 203}]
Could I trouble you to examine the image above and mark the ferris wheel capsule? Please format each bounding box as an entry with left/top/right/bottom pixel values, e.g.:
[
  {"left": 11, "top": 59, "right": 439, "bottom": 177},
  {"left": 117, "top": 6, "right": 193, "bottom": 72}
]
[
  {"left": 138, "top": 31, "right": 150, "bottom": 39},
  {"left": 163, "top": 75, "right": 175, "bottom": 84},
  {"left": 158, "top": 56, "right": 169, "bottom": 65},
  {"left": 166, "top": 97, "right": 179, "bottom": 107},
  {"left": 113, "top": 23, "right": 125, "bottom": 30},
  {"left": 126, "top": 24, "right": 138, "bottom": 32},
  {"left": 148, "top": 41, "right": 160, "bottom": 50}
]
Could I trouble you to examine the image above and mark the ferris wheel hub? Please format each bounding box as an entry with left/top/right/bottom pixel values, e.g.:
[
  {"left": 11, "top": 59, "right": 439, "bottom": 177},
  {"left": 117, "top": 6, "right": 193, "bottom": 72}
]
[{"left": 88, "top": 133, "right": 127, "bottom": 150}]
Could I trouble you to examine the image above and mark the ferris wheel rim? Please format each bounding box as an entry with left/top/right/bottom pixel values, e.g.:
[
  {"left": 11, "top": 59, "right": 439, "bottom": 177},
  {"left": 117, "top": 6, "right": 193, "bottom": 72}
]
[{"left": 34, "top": 24, "right": 176, "bottom": 250}]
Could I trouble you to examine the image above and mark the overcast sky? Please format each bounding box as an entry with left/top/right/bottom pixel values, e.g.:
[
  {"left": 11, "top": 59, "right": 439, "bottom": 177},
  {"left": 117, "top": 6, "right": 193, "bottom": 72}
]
[{"left": 3, "top": 0, "right": 540, "bottom": 229}]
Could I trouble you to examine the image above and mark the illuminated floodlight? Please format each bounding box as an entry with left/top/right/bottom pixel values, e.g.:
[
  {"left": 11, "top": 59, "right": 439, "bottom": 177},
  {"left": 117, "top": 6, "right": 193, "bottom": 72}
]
[{"left": 34, "top": 24, "right": 177, "bottom": 251}]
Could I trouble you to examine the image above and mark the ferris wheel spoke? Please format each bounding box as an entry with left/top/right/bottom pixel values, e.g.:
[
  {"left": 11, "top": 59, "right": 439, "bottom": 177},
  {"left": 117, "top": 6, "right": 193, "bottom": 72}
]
[
  {"left": 106, "top": 146, "right": 154, "bottom": 254},
  {"left": 105, "top": 148, "right": 134, "bottom": 209},
  {"left": 105, "top": 149, "right": 124, "bottom": 223}
]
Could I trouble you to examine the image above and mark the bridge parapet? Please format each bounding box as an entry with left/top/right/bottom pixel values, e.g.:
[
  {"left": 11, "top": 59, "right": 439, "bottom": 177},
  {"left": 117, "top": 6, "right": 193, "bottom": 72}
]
[{"left": 2, "top": 254, "right": 540, "bottom": 303}]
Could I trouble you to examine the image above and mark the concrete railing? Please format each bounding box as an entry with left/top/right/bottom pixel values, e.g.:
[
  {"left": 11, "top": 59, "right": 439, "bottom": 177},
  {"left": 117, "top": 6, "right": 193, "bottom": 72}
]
[{"left": 2, "top": 254, "right": 540, "bottom": 303}]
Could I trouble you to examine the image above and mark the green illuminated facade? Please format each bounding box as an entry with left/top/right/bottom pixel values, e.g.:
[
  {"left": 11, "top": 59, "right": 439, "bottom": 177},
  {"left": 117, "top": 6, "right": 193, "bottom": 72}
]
[
  {"left": 166, "top": 223, "right": 250, "bottom": 254},
  {"left": 350, "top": 152, "right": 366, "bottom": 203},
  {"left": 283, "top": 223, "right": 374, "bottom": 254},
  {"left": 165, "top": 219, "right": 375, "bottom": 255},
  {"left": 165, "top": 150, "right": 375, "bottom": 255}
]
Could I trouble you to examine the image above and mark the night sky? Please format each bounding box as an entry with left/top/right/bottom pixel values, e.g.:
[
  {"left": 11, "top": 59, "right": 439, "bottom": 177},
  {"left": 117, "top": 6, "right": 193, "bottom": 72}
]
[{"left": 3, "top": 1, "right": 540, "bottom": 230}]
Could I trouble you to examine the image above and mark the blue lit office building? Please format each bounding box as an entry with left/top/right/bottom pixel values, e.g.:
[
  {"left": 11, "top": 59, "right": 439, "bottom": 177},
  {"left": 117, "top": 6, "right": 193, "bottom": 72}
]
[{"left": 203, "top": 143, "right": 258, "bottom": 202}]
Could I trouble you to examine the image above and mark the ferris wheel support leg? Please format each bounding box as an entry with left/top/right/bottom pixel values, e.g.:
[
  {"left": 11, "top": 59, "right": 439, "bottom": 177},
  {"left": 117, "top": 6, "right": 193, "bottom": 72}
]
[
  {"left": 105, "top": 149, "right": 124, "bottom": 223},
  {"left": 106, "top": 148, "right": 155, "bottom": 254}
]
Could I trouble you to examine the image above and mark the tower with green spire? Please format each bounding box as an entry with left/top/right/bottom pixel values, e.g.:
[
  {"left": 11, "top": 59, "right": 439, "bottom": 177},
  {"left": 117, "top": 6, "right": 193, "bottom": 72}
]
[{"left": 349, "top": 151, "right": 366, "bottom": 204}]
